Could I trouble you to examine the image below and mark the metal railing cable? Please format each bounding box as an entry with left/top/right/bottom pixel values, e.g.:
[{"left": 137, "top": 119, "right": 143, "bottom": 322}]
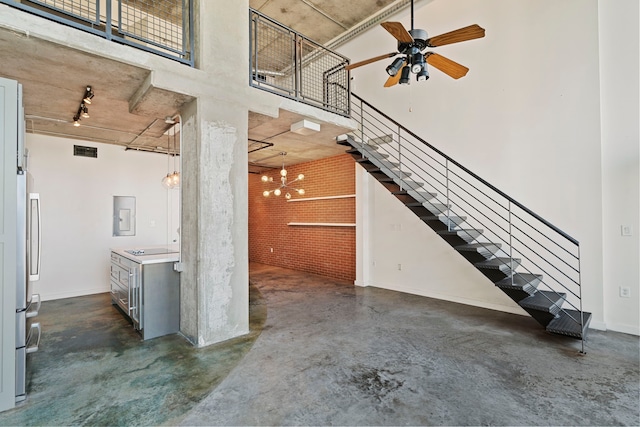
[{"left": 350, "top": 93, "right": 584, "bottom": 340}]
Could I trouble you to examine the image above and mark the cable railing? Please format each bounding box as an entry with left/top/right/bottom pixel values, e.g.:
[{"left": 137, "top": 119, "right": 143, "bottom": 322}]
[
  {"left": 249, "top": 8, "right": 350, "bottom": 117},
  {"left": 1, "top": 0, "right": 194, "bottom": 66},
  {"left": 350, "top": 93, "right": 585, "bottom": 349}
]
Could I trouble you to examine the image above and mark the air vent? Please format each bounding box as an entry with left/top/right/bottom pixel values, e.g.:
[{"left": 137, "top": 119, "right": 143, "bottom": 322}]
[{"left": 74, "top": 145, "right": 97, "bottom": 158}]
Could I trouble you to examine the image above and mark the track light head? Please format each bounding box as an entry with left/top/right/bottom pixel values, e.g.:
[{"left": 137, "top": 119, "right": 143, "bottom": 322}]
[
  {"left": 83, "top": 86, "right": 94, "bottom": 104},
  {"left": 73, "top": 115, "right": 81, "bottom": 127},
  {"left": 81, "top": 104, "right": 90, "bottom": 118}
]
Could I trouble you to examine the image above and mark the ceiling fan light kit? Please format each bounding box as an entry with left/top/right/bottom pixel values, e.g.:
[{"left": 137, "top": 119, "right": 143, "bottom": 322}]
[{"left": 345, "top": 0, "right": 485, "bottom": 87}]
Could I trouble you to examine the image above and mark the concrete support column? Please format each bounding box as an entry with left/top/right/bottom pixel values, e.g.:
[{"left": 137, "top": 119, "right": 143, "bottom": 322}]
[
  {"left": 179, "top": 0, "right": 250, "bottom": 347},
  {"left": 180, "top": 97, "right": 249, "bottom": 347}
]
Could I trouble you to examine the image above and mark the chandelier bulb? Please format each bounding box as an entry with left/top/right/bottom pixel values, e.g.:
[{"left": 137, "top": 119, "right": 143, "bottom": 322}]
[
  {"left": 285, "top": 192, "right": 291, "bottom": 200},
  {"left": 274, "top": 188, "right": 281, "bottom": 196},
  {"left": 280, "top": 168, "right": 287, "bottom": 177},
  {"left": 263, "top": 191, "right": 270, "bottom": 197},
  {"left": 298, "top": 174, "right": 304, "bottom": 180},
  {"left": 298, "top": 189, "right": 305, "bottom": 195},
  {"left": 261, "top": 175, "right": 269, "bottom": 182}
]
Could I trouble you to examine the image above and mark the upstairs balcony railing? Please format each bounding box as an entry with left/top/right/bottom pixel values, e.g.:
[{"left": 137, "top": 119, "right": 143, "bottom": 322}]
[
  {"left": 249, "top": 8, "right": 350, "bottom": 117},
  {"left": 1, "top": 0, "right": 193, "bottom": 66}
]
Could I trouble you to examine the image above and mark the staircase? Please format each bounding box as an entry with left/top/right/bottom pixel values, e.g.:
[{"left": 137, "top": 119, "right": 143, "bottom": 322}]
[{"left": 341, "top": 93, "right": 591, "bottom": 351}]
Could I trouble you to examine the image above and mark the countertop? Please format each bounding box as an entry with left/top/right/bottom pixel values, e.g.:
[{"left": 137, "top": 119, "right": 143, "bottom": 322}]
[{"left": 111, "top": 245, "right": 180, "bottom": 265}]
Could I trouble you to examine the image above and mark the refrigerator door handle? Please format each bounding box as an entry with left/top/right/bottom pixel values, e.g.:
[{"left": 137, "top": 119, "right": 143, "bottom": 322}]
[
  {"left": 28, "top": 193, "right": 41, "bottom": 282},
  {"left": 26, "top": 294, "right": 41, "bottom": 318},
  {"left": 26, "top": 322, "right": 41, "bottom": 354}
]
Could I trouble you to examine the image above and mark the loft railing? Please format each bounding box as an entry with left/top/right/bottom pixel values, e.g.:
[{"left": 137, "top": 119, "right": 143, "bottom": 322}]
[
  {"left": 350, "top": 92, "right": 585, "bottom": 350},
  {"left": 249, "top": 8, "right": 350, "bottom": 117},
  {"left": 1, "top": 0, "right": 194, "bottom": 66}
]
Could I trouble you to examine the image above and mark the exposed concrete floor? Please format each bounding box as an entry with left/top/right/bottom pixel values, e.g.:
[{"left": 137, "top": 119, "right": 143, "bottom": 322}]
[
  {"left": 0, "top": 283, "right": 266, "bottom": 426},
  {"left": 182, "top": 263, "right": 640, "bottom": 426},
  {"left": 1, "top": 263, "right": 638, "bottom": 426}
]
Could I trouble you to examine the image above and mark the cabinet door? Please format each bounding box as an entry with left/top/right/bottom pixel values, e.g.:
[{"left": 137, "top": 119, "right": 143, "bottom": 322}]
[{"left": 0, "top": 77, "right": 19, "bottom": 412}]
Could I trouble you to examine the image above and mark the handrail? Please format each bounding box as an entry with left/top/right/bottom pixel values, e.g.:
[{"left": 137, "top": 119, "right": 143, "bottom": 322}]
[
  {"left": 0, "top": 0, "right": 194, "bottom": 66},
  {"left": 249, "top": 8, "right": 350, "bottom": 116},
  {"left": 351, "top": 93, "right": 579, "bottom": 246}
]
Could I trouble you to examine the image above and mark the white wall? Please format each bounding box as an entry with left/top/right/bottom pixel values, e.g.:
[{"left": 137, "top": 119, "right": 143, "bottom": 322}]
[
  {"left": 343, "top": 0, "right": 639, "bottom": 334},
  {"left": 598, "top": 0, "right": 640, "bottom": 335},
  {"left": 26, "top": 133, "right": 180, "bottom": 301}
]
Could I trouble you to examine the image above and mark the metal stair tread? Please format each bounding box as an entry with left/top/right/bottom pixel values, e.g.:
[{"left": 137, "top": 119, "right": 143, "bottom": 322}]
[
  {"left": 456, "top": 243, "right": 501, "bottom": 252},
  {"left": 392, "top": 190, "right": 437, "bottom": 200},
  {"left": 519, "top": 290, "right": 566, "bottom": 312},
  {"left": 495, "top": 273, "right": 542, "bottom": 290},
  {"left": 437, "top": 228, "right": 483, "bottom": 236},
  {"left": 475, "top": 257, "right": 521, "bottom": 270},
  {"left": 546, "top": 310, "right": 592, "bottom": 338},
  {"left": 421, "top": 215, "right": 467, "bottom": 225}
]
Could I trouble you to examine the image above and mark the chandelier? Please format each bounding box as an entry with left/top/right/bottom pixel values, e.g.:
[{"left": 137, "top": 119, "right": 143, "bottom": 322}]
[{"left": 261, "top": 152, "right": 305, "bottom": 199}]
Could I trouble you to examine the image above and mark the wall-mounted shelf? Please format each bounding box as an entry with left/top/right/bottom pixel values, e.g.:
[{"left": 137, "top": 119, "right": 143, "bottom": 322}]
[
  {"left": 287, "top": 194, "right": 355, "bottom": 202},
  {"left": 287, "top": 222, "right": 356, "bottom": 227}
]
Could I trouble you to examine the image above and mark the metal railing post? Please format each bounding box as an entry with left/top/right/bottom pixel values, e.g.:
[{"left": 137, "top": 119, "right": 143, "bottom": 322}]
[
  {"left": 106, "top": 0, "right": 112, "bottom": 41},
  {"left": 398, "top": 127, "right": 403, "bottom": 191},
  {"left": 578, "top": 246, "right": 585, "bottom": 354},
  {"left": 446, "top": 160, "right": 451, "bottom": 230},
  {"left": 509, "top": 200, "right": 513, "bottom": 285}
]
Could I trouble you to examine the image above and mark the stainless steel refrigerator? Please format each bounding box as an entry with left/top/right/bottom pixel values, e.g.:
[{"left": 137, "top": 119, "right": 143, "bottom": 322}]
[{"left": 15, "top": 83, "right": 41, "bottom": 403}]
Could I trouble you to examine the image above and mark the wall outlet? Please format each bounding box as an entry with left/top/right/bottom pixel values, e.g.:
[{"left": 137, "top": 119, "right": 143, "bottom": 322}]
[
  {"left": 621, "top": 225, "right": 632, "bottom": 236},
  {"left": 397, "top": 263, "right": 402, "bottom": 271},
  {"left": 619, "top": 286, "right": 631, "bottom": 298}
]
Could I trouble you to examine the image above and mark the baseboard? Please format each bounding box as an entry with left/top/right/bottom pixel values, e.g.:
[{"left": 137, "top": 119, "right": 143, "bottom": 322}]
[
  {"left": 603, "top": 321, "right": 640, "bottom": 336},
  {"left": 588, "top": 320, "right": 607, "bottom": 331},
  {"left": 40, "top": 287, "right": 109, "bottom": 302},
  {"left": 369, "top": 282, "right": 529, "bottom": 316}
]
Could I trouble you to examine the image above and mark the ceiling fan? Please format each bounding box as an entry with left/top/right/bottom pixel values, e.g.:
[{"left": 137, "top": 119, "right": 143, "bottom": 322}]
[{"left": 345, "top": 0, "right": 485, "bottom": 87}]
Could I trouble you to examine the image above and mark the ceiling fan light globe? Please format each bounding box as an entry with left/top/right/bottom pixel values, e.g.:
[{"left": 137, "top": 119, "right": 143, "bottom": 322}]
[
  {"left": 386, "top": 57, "right": 405, "bottom": 76},
  {"left": 417, "top": 67, "right": 429, "bottom": 81}
]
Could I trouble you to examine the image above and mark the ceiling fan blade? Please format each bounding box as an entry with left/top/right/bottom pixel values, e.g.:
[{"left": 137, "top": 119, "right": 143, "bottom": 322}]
[
  {"left": 345, "top": 52, "right": 398, "bottom": 71},
  {"left": 426, "top": 24, "right": 486, "bottom": 47},
  {"left": 381, "top": 22, "right": 414, "bottom": 43},
  {"left": 426, "top": 53, "right": 469, "bottom": 79},
  {"left": 384, "top": 60, "right": 407, "bottom": 87}
]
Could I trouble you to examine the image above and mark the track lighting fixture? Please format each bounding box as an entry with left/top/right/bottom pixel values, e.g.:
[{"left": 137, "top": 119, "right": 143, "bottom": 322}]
[
  {"left": 386, "top": 57, "right": 405, "bottom": 77},
  {"left": 72, "top": 86, "right": 94, "bottom": 127},
  {"left": 399, "top": 65, "right": 411, "bottom": 85},
  {"left": 83, "top": 86, "right": 94, "bottom": 104}
]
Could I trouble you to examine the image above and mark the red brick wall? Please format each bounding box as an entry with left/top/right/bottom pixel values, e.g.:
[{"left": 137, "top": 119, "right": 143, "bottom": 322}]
[{"left": 248, "top": 154, "right": 356, "bottom": 282}]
